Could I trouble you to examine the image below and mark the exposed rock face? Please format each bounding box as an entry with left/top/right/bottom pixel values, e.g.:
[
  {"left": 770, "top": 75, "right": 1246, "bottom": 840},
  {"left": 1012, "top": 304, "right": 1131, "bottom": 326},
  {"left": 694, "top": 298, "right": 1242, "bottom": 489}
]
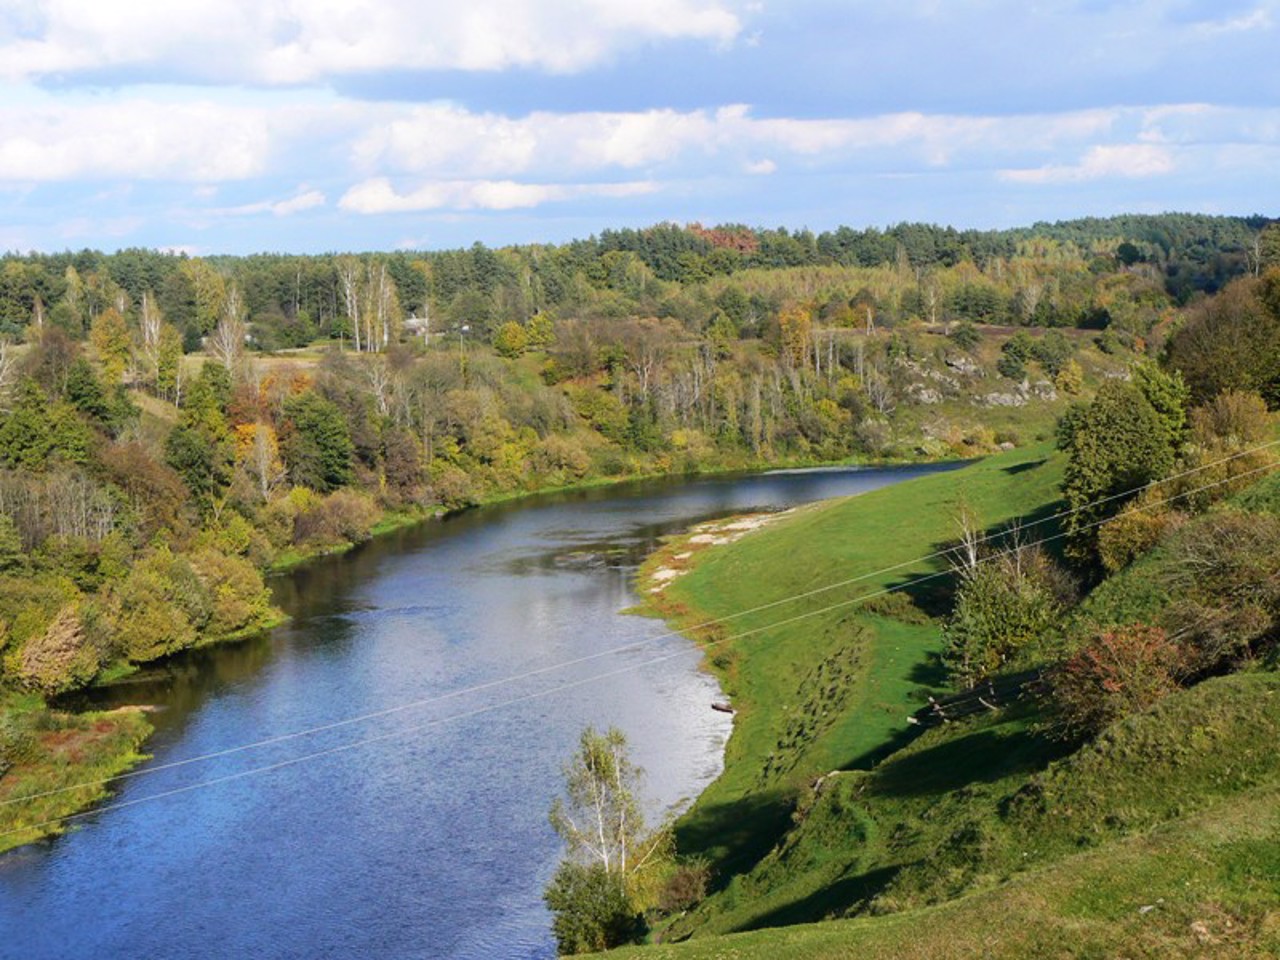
[
  {"left": 976, "top": 378, "right": 1057, "bottom": 407},
  {"left": 945, "top": 355, "right": 984, "bottom": 377}
]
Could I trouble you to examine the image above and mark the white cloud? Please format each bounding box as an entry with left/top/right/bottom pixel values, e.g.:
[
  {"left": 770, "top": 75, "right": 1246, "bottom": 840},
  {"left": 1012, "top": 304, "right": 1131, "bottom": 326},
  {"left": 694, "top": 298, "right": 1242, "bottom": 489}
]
[
  {"left": 351, "top": 103, "right": 1130, "bottom": 179},
  {"left": 0, "top": 95, "right": 275, "bottom": 181},
  {"left": 215, "top": 189, "right": 326, "bottom": 217},
  {"left": 339, "top": 177, "right": 658, "bottom": 213},
  {"left": 1194, "top": 6, "right": 1274, "bottom": 35},
  {"left": 745, "top": 158, "right": 776, "bottom": 175},
  {"left": 0, "top": 0, "right": 746, "bottom": 84},
  {"left": 999, "top": 144, "right": 1177, "bottom": 184}
]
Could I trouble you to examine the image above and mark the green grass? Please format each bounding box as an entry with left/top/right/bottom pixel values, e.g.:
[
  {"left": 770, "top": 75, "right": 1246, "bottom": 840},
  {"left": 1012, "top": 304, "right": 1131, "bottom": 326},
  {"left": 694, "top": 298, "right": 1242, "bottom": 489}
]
[
  {"left": 630, "top": 454, "right": 1280, "bottom": 954},
  {"left": 611, "top": 671, "right": 1280, "bottom": 956},
  {"left": 651, "top": 443, "right": 1066, "bottom": 882},
  {"left": 610, "top": 781, "right": 1280, "bottom": 959}
]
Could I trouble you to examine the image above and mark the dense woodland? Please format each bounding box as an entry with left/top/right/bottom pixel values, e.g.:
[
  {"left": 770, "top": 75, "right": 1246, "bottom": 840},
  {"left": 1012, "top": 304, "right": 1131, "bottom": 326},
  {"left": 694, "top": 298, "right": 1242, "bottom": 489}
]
[{"left": 1, "top": 212, "right": 1279, "bottom": 850}]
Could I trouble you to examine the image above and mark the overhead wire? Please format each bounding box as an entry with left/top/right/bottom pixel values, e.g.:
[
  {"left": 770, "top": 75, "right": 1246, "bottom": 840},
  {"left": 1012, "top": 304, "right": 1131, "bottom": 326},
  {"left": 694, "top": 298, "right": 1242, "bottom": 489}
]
[
  {"left": 3, "top": 450, "right": 1277, "bottom": 842},
  {"left": 3, "top": 437, "right": 1278, "bottom": 814}
]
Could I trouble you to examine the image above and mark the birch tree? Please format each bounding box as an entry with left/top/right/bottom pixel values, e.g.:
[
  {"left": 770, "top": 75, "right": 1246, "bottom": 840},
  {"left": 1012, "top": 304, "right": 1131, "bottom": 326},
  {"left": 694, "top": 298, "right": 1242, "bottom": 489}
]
[
  {"left": 337, "top": 256, "right": 363, "bottom": 353},
  {"left": 209, "top": 284, "right": 247, "bottom": 375},
  {"left": 137, "top": 290, "right": 164, "bottom": 387},
  {"left": 548, "top": 726, "right": 668, "bottom": 878}
]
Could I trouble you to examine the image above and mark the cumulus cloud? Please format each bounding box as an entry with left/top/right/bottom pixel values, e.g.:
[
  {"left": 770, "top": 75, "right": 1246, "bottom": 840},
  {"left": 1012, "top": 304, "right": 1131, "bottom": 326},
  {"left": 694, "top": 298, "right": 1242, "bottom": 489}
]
[
  {"left": 4, "top": 87, "right": 1273, "bottom": 201},
  {"left": 0, "top": 0, "right": 746, "bottom": 84},
  {"left": 0, "top": 95, "right": 276, "bottom": 181},
  {"left": 350, "top": 102, "right": 1131, "bottom": 179},
  {"left": 338, "top": 177, "right": 658, "bottom": 213},
  {"left": 999, "top": 144, "right": 1177, "bottom": 184}
]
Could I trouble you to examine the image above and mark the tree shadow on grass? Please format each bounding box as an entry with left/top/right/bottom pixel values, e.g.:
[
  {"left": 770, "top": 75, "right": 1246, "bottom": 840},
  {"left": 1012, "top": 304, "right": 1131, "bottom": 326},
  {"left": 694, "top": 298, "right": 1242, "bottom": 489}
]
[
  {"left": 870, "top": 719, "right": 1070, "bottom": 800},
  {"left": 908, "top": 650, "right": 948, "bottom": 688},
  {"left": 1004, "top": 458, "right": 1048, "bottom": 475},
  {"left": 733, "top": 865, "right": 902, "bottom": 933},
  {"left": 675, "top": 787, "right": 796, "bottom": 893}
]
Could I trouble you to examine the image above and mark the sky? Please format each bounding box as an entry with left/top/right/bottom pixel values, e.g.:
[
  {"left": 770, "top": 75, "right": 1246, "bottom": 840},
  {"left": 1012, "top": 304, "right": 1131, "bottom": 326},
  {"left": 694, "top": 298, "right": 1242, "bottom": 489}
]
[{"left": 0, "top": 0, "right": 1277, "bottom": 255}]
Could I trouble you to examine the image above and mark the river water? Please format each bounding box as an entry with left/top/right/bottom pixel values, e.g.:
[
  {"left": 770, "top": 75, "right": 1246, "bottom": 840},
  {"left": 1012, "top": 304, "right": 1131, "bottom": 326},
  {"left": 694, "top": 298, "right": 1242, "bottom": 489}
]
[{"left": 0, "top": 463, "right": 954, "bottom": 959}]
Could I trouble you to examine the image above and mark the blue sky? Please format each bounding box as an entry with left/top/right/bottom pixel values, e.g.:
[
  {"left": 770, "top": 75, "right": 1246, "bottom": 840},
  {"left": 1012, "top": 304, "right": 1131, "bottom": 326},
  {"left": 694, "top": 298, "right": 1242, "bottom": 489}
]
[{"left": 0, "top": 0, "right": 1276, "bottom": 255}]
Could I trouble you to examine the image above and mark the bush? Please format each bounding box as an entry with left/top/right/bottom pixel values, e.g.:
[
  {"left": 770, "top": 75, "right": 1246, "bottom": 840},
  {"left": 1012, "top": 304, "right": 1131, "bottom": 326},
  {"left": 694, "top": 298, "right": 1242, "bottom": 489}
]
[
  {"left": 1059, "top": 381, "right": 1177, "bottom": 568},
  {"left": 5, "top": 603, "right": 100, "bottom": 694},
  {"left": 1159, "top": 510, "right": 1280, "bottom": 671},
  {"left": 1053, "top": 359, "right": 1084, "bottom": 395},
  {"left": 293, "top": 488, "right": 379, "bottom": 547},
  {"left": 1031, "top": 330, "right": 1074, "bottom": 375},
  {"left": 1095, "top": 493, "right": 1184, "bottom": 573},
  {"left": 1049, "top": 624, "right": 1184, "bottom": 739},
  {"left": 995, "top": 352, "right": 1025, "bottom": 381},
  {"left": 948, "top": 321, "right": 980, "bottom": 352},
  {"left": 943, "top": 546, "right": 1067, "bottom": 686},
  {"left": 543, "top": 862, "right": 644, "bottom": 955},
  {"left": 658, "top": 859, "right": 711, "bottom": 914}
]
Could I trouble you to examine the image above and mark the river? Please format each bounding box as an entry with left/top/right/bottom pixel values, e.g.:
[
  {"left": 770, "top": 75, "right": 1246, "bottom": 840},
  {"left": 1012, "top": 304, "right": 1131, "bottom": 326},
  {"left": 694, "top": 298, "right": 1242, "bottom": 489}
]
[{"left": 0, "top": 463, "right": 955, "bottom": 959}]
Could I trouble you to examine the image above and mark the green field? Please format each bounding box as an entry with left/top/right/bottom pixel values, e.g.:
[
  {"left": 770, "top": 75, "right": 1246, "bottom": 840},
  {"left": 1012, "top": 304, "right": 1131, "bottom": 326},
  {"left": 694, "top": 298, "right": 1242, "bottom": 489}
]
[
  {"left": 622, "top": 443, "right": 1280, "bottom": 956},
  {"left": 644, "top": 444, "right": 1065, "bottom": 884}
]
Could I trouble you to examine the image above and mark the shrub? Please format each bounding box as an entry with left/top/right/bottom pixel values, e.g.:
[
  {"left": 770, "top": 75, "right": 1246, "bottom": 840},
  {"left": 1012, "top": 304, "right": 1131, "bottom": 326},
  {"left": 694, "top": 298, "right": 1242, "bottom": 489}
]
[
  {"left": 188, "top": 549, "right": 273, "bottom": 639},
  {"left": 492, "top": 320, "right": 529, "bottom": 358},
  {"left": 1031, "top": 330, "right": 1074, "bottom": 375},
  {"left": 5, "top": 603, "right": 100, "bottom": 694},
  {"left": 995, "top": 352, "right": 1025, "bottom": 381},
  {"left": 1159, "top": 510, "right": 1280, "bottom": 671},
  {"left": 1053, "top": 359, "right": 1084, "bottom": 395},
  {"left": 293, "top": 488, "right": 379, "bottom": 547},
  {"left": 1095, "top": 493, "right": 1185, "bottom": 573},
  {"left": 1059, "top": 381, "right": 1177, "bottom": 568},
  {"left": 543, "top": 862, "right": 644, "bottom": 955},
  {"left": 1049, "top": 624, "right": 1184, "bottom": 739},
  {"left": 658, "top": 859, "right": 711, "bottom": 914},
  {"left": 948, "top": 321, "right": 980, "bottom": 352},
  {"left": 943, "top": 545, "right": 1067, "bottom": 686}
]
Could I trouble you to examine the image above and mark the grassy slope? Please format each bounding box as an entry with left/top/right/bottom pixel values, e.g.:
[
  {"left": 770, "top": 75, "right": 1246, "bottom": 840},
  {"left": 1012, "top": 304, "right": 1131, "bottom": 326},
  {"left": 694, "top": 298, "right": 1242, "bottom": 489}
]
[
  {"left": 615, "top": 441, "right": 1280, "bottom": 955},
  {"left": 646, "top": 444, "right": 1065, "bottom": 884},
  {"left": 613, "top": 671, "right": 1280, "bottom": 958},
  {"left": 616, "top": 789, "right": 1280, "bottom": 959}
]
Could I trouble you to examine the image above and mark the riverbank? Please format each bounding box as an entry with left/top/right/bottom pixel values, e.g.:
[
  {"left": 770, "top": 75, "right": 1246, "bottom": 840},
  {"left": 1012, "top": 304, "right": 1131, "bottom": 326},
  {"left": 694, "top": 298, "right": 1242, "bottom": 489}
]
[
  {"left": 0, "top": 452, "right": 941, "bottom": 857},
  {"left": 631, "top": 443, "right": 1065, "bottom": 915},
  {"left": 616, "top": 443, "right": 1280, "bottom": 957},
  {"left": 0, "top": 693, "right": 153, "bottom": 854}
]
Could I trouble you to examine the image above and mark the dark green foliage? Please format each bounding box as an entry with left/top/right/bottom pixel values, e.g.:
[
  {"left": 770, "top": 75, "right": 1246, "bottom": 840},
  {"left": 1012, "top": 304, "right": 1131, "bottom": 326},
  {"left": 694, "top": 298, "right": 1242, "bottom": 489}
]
[
  {"left": 1029, "top": 330, "right": 1073, "bottom": 375},
  {"left": 943, "top": 549, "right": 1064, "bottom": 686},
  {"left": 1059, "top": 382, "right": 1177, "bottom": 567},
  {"left": 1130, "top": 360, "right": 1190, "bottom": 449},
  {"left": 996, "top": 332, "right": 1034, "bottom": 380},
  {"left": 281, "top": 391, "right": 355, "bottom": 492},
  {"left": 948, "top": 321, "right": 980, "bottom": 352},
  {"left": 165, "top": 422, "right": 227, "bottom": 504},
  {"left": 543, "top": 862, "right": 644, "bottom": 955},
  {"left": 0, "top": 381, "right": 92, "bottom": 469},
  {"left": 995, "top": 352, "right": 1024, "bottom": 381}
]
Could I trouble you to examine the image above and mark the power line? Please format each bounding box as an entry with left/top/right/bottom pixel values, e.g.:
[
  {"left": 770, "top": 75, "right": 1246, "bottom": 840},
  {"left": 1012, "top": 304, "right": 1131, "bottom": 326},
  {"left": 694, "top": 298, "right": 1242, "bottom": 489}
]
[
  {"left": 3, "top": 437, "right": 1277, "bottom": 812},
  {"left": 4, "top": 453, "right": 1276, "bottom": 843}
]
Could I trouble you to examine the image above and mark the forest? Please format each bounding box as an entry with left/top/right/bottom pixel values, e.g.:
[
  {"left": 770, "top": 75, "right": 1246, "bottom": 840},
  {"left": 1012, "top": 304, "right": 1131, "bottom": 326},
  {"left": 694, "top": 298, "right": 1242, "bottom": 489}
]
[{"left": 0, "top": 211, "right": 1278, "bottom": 850}]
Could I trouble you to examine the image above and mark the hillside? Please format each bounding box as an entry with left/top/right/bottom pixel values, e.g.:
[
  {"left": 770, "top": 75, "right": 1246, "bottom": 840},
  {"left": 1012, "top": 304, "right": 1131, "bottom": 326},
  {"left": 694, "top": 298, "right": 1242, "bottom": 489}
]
[{"left": 597, "top": 399, "right": 1280, "bottom": 956}]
